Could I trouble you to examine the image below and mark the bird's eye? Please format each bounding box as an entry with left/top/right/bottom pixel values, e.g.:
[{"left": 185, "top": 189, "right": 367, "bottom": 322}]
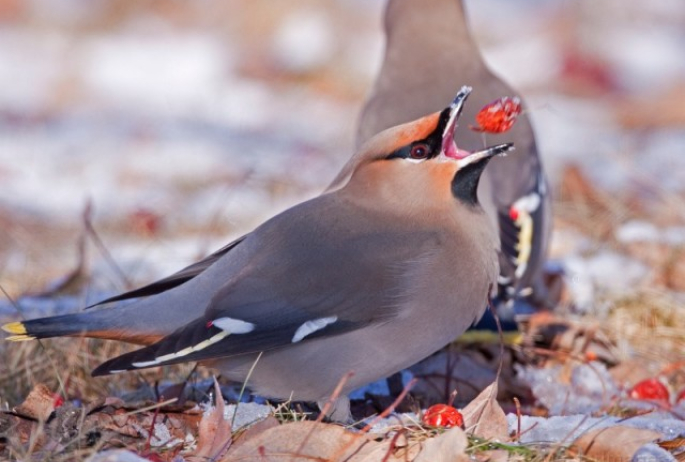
[{"left": 410, "top": 144, "right": 430, "bottom": 159}]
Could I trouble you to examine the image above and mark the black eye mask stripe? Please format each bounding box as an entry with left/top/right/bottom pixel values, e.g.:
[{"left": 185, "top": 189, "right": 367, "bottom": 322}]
[{"left": 385, "top": 107, "right": 452, "bottom": 161}]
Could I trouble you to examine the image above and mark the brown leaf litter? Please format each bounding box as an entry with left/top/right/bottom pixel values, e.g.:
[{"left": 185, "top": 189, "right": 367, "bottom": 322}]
[
  {"left": 461, "top": 382, "right": 509, "bottom": 442},
  {"left": 570, "top": 425, "right": 661, "bottom": 461},
  {"left": 186, "top": 378, "right": 231, "bottom": 461}
]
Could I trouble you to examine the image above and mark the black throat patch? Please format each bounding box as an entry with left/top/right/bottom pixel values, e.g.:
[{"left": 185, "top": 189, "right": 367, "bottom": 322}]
[{"left": 451, "top": 158, "right": 493, "bottom": 206}]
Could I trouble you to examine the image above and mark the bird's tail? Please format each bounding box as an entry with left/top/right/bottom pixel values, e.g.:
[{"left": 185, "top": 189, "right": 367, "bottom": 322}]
[
  {"left": 2, "top": 308, "right": 163, "bottom": 346},
  {"left": 3, "top": 316, "right": 64, "bottom": 341},
  {"left": 4, "top": 312, "right": 95, "bottom": 341}
]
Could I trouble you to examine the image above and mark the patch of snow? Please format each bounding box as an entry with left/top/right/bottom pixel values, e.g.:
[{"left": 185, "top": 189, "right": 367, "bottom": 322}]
[
  {"left": 663, "top": 227, "right": 685, "bottom": 246},
  {"left": 616, "top": 220, "right": 661, "bottom": 244},
  {"left": 595, "top": 27, "right": 685, "bottom": 92},
  {"left": 362, "top": 412, "right": 421, "bottom": 434},
  {"left": 562, "top": 256, "right": 596, "bottom": 312},
  {"left": 223, "top": 402, "right": 273, "bottom": 429},
  {"left": 507, "top": 413, "right": 685, "bottom": 444},
  {"left": 616, "top": 221, "right": 685, "bottom": 246},
  {"left": 4, "top": 295, "right": 85, "bottom": 319},
  {"left": 80, "top": 33, "right": 227, "bottom": 114},
  {"left": 525, "top": 95, "right": 622, "bottom": 188},
  {"left": 516, "top": 362, "right": 619, "bottom": 415},
  {"left": 634, "top": 130, "right": 685, "bottom": 193},
  {"left": 482, "top": 36, "right": 559, "bottom": 90},
  {"left": 548, "top": 229, "right": 592, "bottom": 260},
  {"left": 585, "top": 251, "right": 650, "bottom": 291},
  {"left": 150, "top": 422, "right": 181, "bottom": 448},
  {"left": 87, "top": 449, "right": 151, "bottom": 462},
  {"left": 631, "top": 443, "right": 677, "bottom": 462},
  {"left": 0, "top": 29, "right": 71, "bottom": 111},
  {"left": 271, "top": 9, "right": 335, "bottom": 73},
  {"left": 212, "top": 78, "right": 274, "bottom": 130},
  {"left": 563, "top": 251, "right": 650, "bottom": 311}
]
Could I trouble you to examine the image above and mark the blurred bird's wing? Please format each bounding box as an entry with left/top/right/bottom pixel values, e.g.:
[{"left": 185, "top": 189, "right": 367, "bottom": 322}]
[
  {"left": 93, "top": 194, "right": 438, "bottom": 375},
  {"left": 88, "top": 236, "right": 247, "bottom": 307},
  {"left": 495, "top": 169, "right": 549, "bottom": 300}
]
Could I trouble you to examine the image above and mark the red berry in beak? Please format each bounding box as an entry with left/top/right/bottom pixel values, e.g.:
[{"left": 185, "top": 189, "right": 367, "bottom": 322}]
[{"left": 470, "top": 97, "right": 522, "bottom": 134}]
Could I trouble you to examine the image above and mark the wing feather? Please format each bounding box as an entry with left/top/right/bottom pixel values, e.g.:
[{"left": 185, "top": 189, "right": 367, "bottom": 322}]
[{"left": 87, "top": 236, "right": 246, "bottom": 308}]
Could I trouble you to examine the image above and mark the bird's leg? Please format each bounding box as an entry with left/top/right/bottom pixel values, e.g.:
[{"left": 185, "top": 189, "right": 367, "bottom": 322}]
[{"left": 317, "top": 395, "right": 352, "bottom": 424}]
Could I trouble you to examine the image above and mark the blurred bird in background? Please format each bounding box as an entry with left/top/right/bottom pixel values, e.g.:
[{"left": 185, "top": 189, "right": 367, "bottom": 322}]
[{"left": 357, "top": 0, "right": 552, "bottom": 326}]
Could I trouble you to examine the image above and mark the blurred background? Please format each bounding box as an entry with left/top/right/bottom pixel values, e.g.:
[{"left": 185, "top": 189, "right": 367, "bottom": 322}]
[{"left": 0, "top": 0, "right": 684, "bottom": 357}]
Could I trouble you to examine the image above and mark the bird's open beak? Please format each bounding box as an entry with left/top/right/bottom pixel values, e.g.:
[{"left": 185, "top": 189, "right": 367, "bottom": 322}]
[
  {"left": 456, "top": 143, "right": 515, "bottom": 168},
  {"left": 441, "top": 86, "right": 515, "bottom": 165},
  {"left": 442, "top": 86, "right": 471, "bottom": 160}
]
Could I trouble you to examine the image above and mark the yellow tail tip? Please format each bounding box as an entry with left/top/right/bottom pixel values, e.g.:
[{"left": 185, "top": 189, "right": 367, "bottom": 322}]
[
  {"left": 2, "top": 322, "right": 28, "bottom": 335},
  {"left": 5, "top": 334, "right": 36, "bottom": 342}
]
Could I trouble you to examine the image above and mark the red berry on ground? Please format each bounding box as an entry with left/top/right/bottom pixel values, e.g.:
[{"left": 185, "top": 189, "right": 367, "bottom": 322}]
[
  {"left": 52, "top": 393, "right": 64, "bottom": 408},
  {"left": 470, "top": 97, "right": 522, "bottom": 134},
  {"left": 628, "top": 378, "right": 670, "bottom": 402},
  {"left": 422, "top": 404, "right": 464, "bottom": 428}
]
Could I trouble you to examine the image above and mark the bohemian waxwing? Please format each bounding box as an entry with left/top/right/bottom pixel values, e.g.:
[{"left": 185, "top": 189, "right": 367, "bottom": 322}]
[
  {"left": 358, "top": 0, "right": 551, "bottom": 315},
  {"left": 3, "top": 88, "right": 512, "bottom": 421}
]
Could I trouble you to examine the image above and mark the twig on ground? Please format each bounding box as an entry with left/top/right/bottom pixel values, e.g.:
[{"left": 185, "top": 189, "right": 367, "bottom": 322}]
[
  {"left": 361, "top": 378, "right": 418, "bottom": 433},
  {"left": 316, "top": 371, "right": 355, "bottom": 424},
  {"left": 513, "top": 397, "right": 522, "bottom": 442},
  {"left": 231, "top": 351, "right": 263, "bottom": 428}
]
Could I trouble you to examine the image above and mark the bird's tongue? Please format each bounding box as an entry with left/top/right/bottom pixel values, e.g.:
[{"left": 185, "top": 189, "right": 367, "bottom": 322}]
[{"left": 443, "top": 137, "right": 471, "bottom": 160}]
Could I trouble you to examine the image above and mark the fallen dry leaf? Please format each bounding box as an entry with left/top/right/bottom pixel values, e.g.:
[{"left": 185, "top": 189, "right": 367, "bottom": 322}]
[
  {"left": 522, "top": 313, "right": 619, "bottom": 366},
  {"left": 461, "top": 382, "right": 509, "bottom": 441},
  {"left": 481, "top": 449, "right": 509, "bottom": 462},
  {"left": 414, "top": 426, "right": 469, "bottom": 462},
  {"left": 85, "top": 403, "right": 201, "bottom": 446},
  {"left": 351, "top": 430, "right": 421, "bottom": 462},
  {"left": 571, "top": 425, "right": 661, "bottom": 462},
  {"left": 230, "top": 415, "right": 280, "bottom": 453},
  {"left": 0, "top": 411, "right": 40, "bottom": 448},
  {"left": 225, "top": 420, "right": 377, "bottom": 462},
  {"left": 13, "top": 383, "right": 59, "bottom": 421},
  {"left": 659, "top": 437, "right": 685, "bottom": 452},
  {"left": 186, "top": 378, "right": 232, "bottom": 462}
]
